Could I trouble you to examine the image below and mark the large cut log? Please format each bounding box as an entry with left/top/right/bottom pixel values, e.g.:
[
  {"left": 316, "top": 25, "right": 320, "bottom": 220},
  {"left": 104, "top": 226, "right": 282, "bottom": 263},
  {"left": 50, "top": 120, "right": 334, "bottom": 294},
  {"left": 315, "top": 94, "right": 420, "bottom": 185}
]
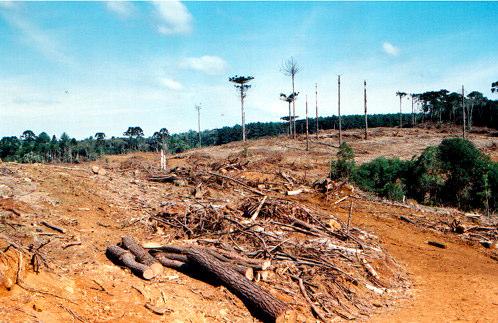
[
  {"left": 155, "top": 252, "right": 254, "bottom": 280},
  {"left": 150, "top": 244, "right": 271, "bottom": 271},
  {"left": 121, "top": 236, "right": 163, "bottom": 276},
  {"left": 106, "top": 245, "right": 155, "bottom": 280},
  {"left": 186, "top": 248, "right": 288, "bottom": 322}
]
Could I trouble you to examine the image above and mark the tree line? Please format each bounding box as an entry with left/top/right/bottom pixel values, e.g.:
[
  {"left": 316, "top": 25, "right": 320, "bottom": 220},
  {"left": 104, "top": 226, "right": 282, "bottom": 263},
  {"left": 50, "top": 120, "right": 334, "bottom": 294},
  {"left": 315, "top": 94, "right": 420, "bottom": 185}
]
[{"left": 1, "top": 86, "right": 497, "bottom": 164}]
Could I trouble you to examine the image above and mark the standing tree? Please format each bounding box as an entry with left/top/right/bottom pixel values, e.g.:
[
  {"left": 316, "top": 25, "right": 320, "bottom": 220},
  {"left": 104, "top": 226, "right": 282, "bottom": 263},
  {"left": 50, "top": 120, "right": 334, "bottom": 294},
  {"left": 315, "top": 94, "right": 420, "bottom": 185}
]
[
  {"left": 195, "top": 104, "right": 202, "bottom": 147},
  {"left": 315, "top": 83, "right": 319, "bottom": 138},
  {"left": 396, "top": 91, "right": 407, "bottom": 128},
  {"left": 338, "top": 75, "right": 342, "bottom": 145},
  {"left": 153, "top": 128, "right": 169, "bottom": 170},
  {"left": 21, "top": 130, "right": 37, "bottom": 143},
  {"left": 305, "top": 95, "right": 309, "bottom": 151},
  {"left": 281, "top": 57, "right": 300, "bottom": 138},
  {"left": 364, "top": 80, "right": 368, "bottom": 140},
  {"left": 123, "top": 126, "right": 144, "bottom": 151},
  {"left": 229, "top": 75, "right": 254, "bottom": 142},
  {"left": 461, "top": 85, "right": 466, "bottom": 139},
  {"left": 410, "top": 94, "right": 419, "bottom": 126},
  {"left": 491, "top": 81, "right": 498, "bottom": 93},
  {"left": 280, "top": 92, "right": 299, "bottom": 137},
  {"left": 467, "top": 91, "right": 484, "bottom": 131}
]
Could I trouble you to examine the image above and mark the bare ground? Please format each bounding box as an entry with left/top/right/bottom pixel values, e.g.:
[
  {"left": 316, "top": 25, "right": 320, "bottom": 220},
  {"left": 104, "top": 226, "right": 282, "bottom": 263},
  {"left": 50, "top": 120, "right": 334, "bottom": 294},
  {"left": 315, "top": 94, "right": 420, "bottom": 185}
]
[{"left": 0, "top": 126, "right": 497, "bottom": 322}]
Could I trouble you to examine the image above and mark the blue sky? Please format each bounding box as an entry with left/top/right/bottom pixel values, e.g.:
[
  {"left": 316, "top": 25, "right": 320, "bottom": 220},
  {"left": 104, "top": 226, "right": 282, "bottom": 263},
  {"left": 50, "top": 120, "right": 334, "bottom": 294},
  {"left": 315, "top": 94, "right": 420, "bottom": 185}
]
[{"left": 1, "top": 1, "right": 497, "bottom": 138}]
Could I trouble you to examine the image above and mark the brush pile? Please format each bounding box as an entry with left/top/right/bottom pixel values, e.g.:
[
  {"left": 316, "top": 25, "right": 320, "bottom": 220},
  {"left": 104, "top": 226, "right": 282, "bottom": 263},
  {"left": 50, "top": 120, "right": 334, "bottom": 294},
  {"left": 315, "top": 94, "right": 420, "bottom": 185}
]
[{"left": 145, "top": 196, "right": 408, "bottom": 321}]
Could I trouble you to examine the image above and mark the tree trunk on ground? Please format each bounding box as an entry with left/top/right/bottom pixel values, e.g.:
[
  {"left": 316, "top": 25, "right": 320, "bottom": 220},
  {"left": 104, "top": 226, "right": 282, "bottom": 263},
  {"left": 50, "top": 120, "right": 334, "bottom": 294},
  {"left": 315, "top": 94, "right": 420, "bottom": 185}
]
[
  {"left": 121, "top": 236, "right": 163, "bottom": 276},
  {"left": 186, "top": 248, "right": 289, "bottom": 322},
  {"left": 106, "top": 245, "right": 155, "bottom": 280}
]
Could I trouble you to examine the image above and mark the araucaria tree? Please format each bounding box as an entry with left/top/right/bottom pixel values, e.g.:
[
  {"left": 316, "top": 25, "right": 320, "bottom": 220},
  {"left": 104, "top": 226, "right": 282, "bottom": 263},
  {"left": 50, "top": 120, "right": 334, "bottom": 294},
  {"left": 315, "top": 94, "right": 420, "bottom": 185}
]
[
  {"left": 280, "top": 92, "right": 299, "bottom": 137},
  {"left": 281, "top": 57, "right": 300, "bottom": 138},
  {"left": 492, "top": 81, "right": 498, "bottom": 94},
  {"left": 396, "top": 91, "right": 407, "bottom": 128},
  {"left": 229, "top": 75, "right": 254, "bottom": 142}
]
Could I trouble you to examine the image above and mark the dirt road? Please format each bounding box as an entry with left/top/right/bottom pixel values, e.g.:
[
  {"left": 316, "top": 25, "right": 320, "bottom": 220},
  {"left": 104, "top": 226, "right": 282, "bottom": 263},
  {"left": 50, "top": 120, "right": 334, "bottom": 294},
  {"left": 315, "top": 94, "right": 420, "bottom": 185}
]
[{"left": 324, "top": 199, "right": 498, "bottom": 322}]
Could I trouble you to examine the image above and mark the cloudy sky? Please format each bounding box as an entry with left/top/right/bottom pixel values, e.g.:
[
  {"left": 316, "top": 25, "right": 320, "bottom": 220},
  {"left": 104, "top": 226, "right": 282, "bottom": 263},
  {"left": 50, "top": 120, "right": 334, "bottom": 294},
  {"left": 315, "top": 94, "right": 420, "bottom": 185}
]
[{"left": 1, "top": 1, "right": 497, "bottom": 138}]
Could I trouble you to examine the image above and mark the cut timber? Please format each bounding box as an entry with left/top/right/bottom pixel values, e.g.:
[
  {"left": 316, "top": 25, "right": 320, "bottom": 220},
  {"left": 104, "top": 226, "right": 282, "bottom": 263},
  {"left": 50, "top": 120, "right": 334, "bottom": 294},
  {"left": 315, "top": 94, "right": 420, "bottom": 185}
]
[
  {"left": 399, "top": 215, "right": 415, "bottom": 224},
  {"left": 286, "top": 189, "right": 302, "bottom": 196},
  {"left": 186, "top": 248, "right": 288, "bottom": 322},
  {"left": 106, "top": 245, "right": 155, "bottom": 280},
  {"left": 40, "top": 221, "right": 65, "bottom": 234},
  {"left": 121, "top": 236, "right": 163, "bottom": 276},
  {"left": 428, "top": 241, "right": 446, "bottom": 249},
  {"left": 250, "top": 196, "right": 267, "bottom": 221},
  {"left": 155, "top": 252, "right": 254, "bottom": 280}
]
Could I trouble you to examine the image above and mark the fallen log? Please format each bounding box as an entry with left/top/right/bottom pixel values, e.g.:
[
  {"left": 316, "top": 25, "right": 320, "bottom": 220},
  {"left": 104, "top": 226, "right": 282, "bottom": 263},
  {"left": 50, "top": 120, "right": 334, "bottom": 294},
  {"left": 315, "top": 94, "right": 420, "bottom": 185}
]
[
  {"left": 155, "top": 252, "right": 254, "bottom": 280},
  {"left": 427, "top": 241, "right": 446, "bottom": 249},
  {"left": 186, "top": 248, "right": 289, "bottom": 322},
  {"left": 121, "top": 236, "right": 163, "bottom": 276},
  {"left": 40, "top": 221, "right": 65, "bottom": 234},
  {"left": 286, "top": 189, "right": 302, "bottom": 196},
  {"left": 106, "top": 245, "right": 155, "bottom": 280}
]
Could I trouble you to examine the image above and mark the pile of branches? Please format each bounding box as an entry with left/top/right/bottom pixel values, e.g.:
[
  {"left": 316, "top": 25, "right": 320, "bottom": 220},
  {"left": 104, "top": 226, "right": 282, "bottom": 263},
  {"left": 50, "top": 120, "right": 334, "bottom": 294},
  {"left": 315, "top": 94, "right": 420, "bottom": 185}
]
[{"left": 151, "top": 197, "right": 408, "bottom": 320}]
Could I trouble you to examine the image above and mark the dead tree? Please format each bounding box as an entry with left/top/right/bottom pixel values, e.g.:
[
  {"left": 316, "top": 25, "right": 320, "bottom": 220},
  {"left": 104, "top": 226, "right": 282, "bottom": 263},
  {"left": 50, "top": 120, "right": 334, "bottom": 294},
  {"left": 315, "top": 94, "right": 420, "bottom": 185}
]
[
  {"left": 396, "top": 91, "right": 407, "bottom": 128},
  {"left": 315, "top": 83, "right": 319, "bottom": 138},
  {"left": 195, "top": 104, "right": 202, "bottom": 147},
  {"left": 462, "top": 85, "right": 466, "bottom": 139},
  {"left": 338, "top": 75, "right": 342, "bottom": 145},
  {"left": 305, "top": 95, "right": 309, "bottom": 151},
  {"left": 281, "top": 57, "right": 300, "bottom": 139},
  {"left": 229, "top": 76, "right": 254, "bottom": 142},
  {"left": 364, "top": 80, "right": 368, "bottom": 140}
]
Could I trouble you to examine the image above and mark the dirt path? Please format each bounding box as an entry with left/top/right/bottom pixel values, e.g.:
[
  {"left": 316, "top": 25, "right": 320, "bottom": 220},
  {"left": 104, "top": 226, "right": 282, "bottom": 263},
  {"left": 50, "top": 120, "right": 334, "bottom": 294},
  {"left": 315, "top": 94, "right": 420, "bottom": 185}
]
[{"left": 341, "top": 203, "right": 498, "bottom": 322}]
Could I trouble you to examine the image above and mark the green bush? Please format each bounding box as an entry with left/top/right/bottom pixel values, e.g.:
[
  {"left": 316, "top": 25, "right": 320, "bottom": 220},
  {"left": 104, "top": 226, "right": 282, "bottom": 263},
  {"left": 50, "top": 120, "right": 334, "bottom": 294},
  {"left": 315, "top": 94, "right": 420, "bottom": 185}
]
[
  {"left": 346, "top": 137, "right": 497, "bottom": 213},
  {"left": 330, "top": 142, "right": 355, "bottom": 180},
  {"left": 352, "top": 157, "right": 411, "bottom": 197}
]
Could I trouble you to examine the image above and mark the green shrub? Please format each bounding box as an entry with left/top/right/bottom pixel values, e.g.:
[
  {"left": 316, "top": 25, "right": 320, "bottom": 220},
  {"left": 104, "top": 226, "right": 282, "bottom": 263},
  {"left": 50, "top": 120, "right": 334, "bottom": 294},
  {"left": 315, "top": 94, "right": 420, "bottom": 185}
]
[
  {"left": 352, "top": 157, "right": 411, "bottom": 198},
  {"left": 330, "top": 142, "right": 355, "bottom": 180}
]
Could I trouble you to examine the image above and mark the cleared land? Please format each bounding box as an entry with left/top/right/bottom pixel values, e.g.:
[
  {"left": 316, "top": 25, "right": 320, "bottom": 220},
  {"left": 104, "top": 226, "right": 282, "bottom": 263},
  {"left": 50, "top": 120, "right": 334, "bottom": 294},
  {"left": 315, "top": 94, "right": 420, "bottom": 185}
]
[{"left": 0, "top": 126, "right": 497, "bottom": 322}]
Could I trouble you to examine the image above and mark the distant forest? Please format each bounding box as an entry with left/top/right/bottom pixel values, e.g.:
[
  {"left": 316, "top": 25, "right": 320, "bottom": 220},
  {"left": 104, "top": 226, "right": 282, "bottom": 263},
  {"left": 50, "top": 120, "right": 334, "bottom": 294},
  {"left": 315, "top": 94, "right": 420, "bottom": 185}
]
[{"left": 1, "top": 88, "right": 497, "bottom": 163}]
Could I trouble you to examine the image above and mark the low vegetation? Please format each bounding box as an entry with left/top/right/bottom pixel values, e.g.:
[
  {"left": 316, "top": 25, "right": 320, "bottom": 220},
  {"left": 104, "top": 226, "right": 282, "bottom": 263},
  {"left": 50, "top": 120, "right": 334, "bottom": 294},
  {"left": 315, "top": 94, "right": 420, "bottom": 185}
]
[{"left": 331, "top": 138, "right": 498, "bottom": 213}]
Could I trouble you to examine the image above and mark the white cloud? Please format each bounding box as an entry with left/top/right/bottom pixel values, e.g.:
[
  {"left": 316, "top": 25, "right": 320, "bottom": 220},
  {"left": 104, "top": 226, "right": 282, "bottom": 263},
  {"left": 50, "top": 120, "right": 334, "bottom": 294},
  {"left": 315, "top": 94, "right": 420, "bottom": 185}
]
[
  {"left": 383, "top": 42, "right": 400, "bottom": 56},
  {"left": 1, "top": 12, "right": 71, "bottom": 64},
  {"left": 180, "top": 55, "right": 228, "bottom": 75},
  {"left": 0, "top": 1, "right": 16, "bottom": 9},
  {"left": 153, "top": 0, "right": 192, "bottom": 35},
  {"left": 159, "top": 77, "right": 183, "bottom": 91},
  {"left": 106, "top": 1, "right": 134, "bottom": 18}
]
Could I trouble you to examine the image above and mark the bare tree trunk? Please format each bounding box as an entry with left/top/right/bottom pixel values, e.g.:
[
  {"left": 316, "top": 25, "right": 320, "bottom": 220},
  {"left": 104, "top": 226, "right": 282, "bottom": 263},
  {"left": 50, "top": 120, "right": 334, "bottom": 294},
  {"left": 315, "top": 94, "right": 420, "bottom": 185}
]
[
  {"left": 305, "top": 95, "right": 309, "bottom": 151},
  {"left": 411, "top": 96, "right": 415, "bottom": 127},
  {"left": 196, "top": 105, "right": 202, "bottom": 147},
  {"left": 469, "top": 102, "right": 474, "bottom": 131},
  {"left": 315, "top": 83, "right": 319, "bottom": 138},
  {"left": 364, "top": 80, "right": 368, "bottom": 140},
  {"left": 292, "top": 76, "right": 296, "bottom": 138},
  {"left": 338, "top": 75, "right": 342, "bottom": 145},
  {"left": 462, "top": 85, "right": 466, "bottom": 139},
  {"left": 399, "top": 96, "right": 403, "bottom": 128},
  {"left": 241, "top": 86, "right": 246, "bottom": 142},
  {"left": 288, "top": 101, "right": 292, "bottom": 137}
]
